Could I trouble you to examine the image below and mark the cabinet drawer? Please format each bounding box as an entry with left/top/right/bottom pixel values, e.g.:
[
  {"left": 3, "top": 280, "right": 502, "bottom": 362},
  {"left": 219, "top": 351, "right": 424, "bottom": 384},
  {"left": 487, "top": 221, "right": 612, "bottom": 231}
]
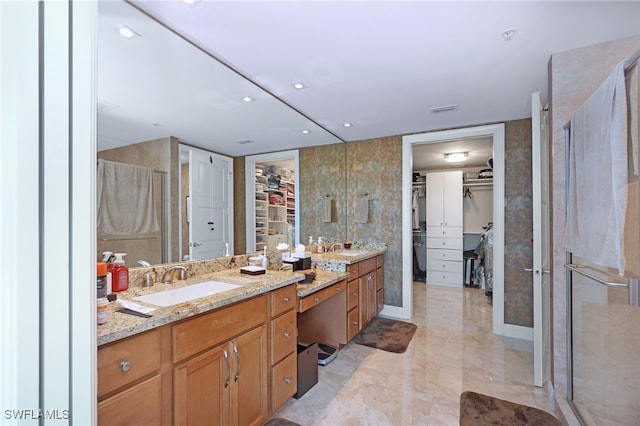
[
  {"left": 347, "top": 280, "right": 359, "bottom": 311},
  {"left": 271, "top": 352, "right": 297, "bottom": 411},
  {"left": 348, "top": 307, "right": 360, "bottom": 340},
  {"left": 98, "top": 329, "right": 161, "bottom": 398},
  {"left": 98, "top": 375, "right": 162, "bottom": 425},
  {"left": 298, "top": 280, "right": 346, "bottom": 313},
  {"left": 427, "top": 248, "right": 463, "bottom": 262},
  {"left": 427, "top": 259, "right": 463, "bottom": 273},
  {"left": 347, "top": 263, "right": 359, "bottom": 282},
  {"left": 271, "top": 310, "right": 297, "bottom": 364},
  {"left": 427, "top": 226, "right": 462, "bottom": 239},
  {"left": 271, "top": 284, "right": 296, "bottom": 317},
  {"left": 426, "top": 237, "right": 463, "bottom": 250},
  {"left": 427, "top": 270, "right": 463, "bottom": 286},
  {"left": 172, "top": 294, "right": 267, "bottom": 363},
  {"left": 376, "top": 255, "right": 384, "bottom": 268},
  {"left": 359, "top": 257, "right": 377, "bottom": 275}
]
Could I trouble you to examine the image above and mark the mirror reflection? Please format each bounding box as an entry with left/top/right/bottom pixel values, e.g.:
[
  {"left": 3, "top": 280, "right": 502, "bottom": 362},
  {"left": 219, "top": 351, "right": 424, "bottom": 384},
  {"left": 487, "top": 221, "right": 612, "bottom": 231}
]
[{"left": 97, "top": 1, "right": 346, "bottom": 267}]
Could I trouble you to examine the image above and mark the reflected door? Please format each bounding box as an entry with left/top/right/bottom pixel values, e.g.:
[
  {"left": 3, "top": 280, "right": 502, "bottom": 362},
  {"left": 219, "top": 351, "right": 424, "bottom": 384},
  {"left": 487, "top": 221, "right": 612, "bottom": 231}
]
[
  {"left": 531, "top": 92, "right": 551, "bottom": 387},
  {"left": 188, "top": 148, "right": 232, "bottom": 260}
]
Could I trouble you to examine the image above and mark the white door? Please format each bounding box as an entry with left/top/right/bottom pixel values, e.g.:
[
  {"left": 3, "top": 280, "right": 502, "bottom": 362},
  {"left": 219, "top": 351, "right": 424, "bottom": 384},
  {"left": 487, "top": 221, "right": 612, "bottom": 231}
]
[
  {"left": 443, "top": 171, "right": 463, "bottom": 227},
  {"left": 189, "top": 148, "right": 232, "bottom": 260},
  {"left": 531, "top": 92, "right": 551, "bottom": 387}
]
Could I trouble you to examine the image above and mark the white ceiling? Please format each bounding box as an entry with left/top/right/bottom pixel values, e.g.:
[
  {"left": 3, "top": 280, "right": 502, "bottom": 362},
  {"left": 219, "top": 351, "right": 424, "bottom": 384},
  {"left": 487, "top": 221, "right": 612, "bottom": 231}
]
[{"left": 98, "top": 0, "right": 640, "bottom": 160}]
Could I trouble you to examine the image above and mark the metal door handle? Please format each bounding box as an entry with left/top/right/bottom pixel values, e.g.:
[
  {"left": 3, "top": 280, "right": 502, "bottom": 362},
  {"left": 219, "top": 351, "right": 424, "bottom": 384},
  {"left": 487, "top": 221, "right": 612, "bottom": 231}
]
[{"left": 525, "top": 267, "right": 551, "bottom": 275}]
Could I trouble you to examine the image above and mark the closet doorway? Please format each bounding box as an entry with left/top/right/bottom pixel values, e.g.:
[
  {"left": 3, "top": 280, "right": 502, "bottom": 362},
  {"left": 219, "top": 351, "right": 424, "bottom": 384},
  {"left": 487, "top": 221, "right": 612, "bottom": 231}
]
[{"left": 401, "top": 124, "right": 506, "bottom": 336}]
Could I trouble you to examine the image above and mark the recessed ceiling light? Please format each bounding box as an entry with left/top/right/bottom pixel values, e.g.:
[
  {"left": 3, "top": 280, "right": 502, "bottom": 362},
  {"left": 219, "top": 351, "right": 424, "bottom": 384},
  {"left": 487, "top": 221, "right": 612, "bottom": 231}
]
[
  {"left": 180, "top": 0, "right": 202, "bottom": 7},
  {"left": 118, "top": 25, "right": 140, "bottom": 39},
  {"left": 430, "top": 104, "right": 457, "bottom": 113},
  {"left": 302, "top": 129, "right": 310, "bottom": 134},
  {"left": 501, "top": 29, "right": 516, "bottom": 41},
  {"left": 444, "top": 152, "right": 468, "bottom": 163},
  {"left": 343, "top": 123, "right": 352, "bottom": 127},
  {"left": 292, "top": 82, "right": 306, "bottom": 90},
  {"left": 242, "top": 96, "right": 254, "bottom": 102}
]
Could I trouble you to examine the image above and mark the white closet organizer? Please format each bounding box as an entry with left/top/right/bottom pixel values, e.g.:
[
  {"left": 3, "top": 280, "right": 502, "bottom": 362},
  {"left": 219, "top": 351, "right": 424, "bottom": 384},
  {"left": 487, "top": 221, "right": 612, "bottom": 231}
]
[
  {"left": 425, "top": 171, "right": 463, "bottom": 287},
  {"left": 255, "top": 165, "right": 295, "bottom": 250}
]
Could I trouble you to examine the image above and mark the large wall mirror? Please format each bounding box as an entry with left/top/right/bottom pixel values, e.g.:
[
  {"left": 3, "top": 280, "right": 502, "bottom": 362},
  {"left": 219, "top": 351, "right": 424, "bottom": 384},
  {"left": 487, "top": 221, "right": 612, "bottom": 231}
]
[{"left": 97, "top": 0, "right": 346, "bottom": 267}]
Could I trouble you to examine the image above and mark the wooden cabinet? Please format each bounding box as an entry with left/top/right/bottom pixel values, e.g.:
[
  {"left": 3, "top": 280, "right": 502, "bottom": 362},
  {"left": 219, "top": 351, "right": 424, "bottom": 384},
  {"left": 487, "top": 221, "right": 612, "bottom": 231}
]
[
  {"left": 297, "top": 279, "right": 347, "bottom": 349},
  {"left": 97, "top": 329, "right": 166, "bottom": 426},
  {"left": 172, "top": 295, "right": 268, "bottom": 426},
  {"left": 426, "top": 171, "right": 463, "bottom": 287},
  {"left": 376, "top": 255, "right": 385, "bottom": 313},
  {"left": 346, "top": 266, "right": 360, "bottom": 341},
  {"left": 358, "top": 257, "right": 377, "bottom": 329},
  {"left": 268, "top": 284, "right": 297, "bottom": 413}
]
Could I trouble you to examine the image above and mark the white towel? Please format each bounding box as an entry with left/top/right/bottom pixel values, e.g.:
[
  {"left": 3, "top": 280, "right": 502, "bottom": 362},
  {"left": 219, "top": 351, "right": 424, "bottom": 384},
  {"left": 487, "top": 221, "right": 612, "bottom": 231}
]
[
  {"left": 566, "top": 60, "right": 628, "bottom": 274},
  {"left": 412, "top": 189, "right": 419, "bottom": 230},
  {"left": 322, "top": 197, "right": 332, "bottom": 223},
  {"left": 97, "top": 159, "right": 160, "bottom": 235},
  {"left": 626, "top": 62, "right": 639, "bottom": 176},
  {"left": 354, "top": 196, "right": 369, "bottom": 223}
]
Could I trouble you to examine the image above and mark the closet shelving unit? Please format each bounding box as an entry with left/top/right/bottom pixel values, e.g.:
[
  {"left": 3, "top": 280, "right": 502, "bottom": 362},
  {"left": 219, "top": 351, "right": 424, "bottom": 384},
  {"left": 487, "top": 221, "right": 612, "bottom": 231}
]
[
  {"left": 255, "top": 165, "right": 295, "bottom": 250},
  {"left": 463, "top": 178, "right": 493, "bottom": 187}
]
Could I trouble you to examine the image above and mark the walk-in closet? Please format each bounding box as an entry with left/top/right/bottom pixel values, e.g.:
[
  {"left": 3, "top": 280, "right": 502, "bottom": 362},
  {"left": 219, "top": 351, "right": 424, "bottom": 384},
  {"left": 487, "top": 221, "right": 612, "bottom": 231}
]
[{"left": 412, "top": 138, "right": 494, "bottom": 295}]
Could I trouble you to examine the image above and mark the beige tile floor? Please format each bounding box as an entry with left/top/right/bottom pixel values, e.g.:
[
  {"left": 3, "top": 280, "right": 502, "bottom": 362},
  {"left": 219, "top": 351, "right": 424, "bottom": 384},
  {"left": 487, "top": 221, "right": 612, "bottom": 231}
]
[{"left": 273, "top": 282, "right": 559, "bottom": 426}]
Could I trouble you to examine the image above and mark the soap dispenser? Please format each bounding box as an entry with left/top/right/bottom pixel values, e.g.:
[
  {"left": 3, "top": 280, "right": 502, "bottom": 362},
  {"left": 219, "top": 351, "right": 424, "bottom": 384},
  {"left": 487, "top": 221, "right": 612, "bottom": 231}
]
[
  {"left": 111, "top": 253, "right": 129, "bottom": 292},
  {"left": 317, "top": 237, "right": 324, "bottom": 253}
]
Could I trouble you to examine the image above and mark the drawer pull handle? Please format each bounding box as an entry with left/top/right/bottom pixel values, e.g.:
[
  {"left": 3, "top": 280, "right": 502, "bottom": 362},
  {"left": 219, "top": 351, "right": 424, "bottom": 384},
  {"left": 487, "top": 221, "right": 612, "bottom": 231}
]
[
  {"left": 119, "top": 360, "right": 132, "bottom": 372},
  {"left": 233, "top": 345, "right": 240, "bottom": 382},
  {"left": 353, "top": 321, "right": 358, "bottom": 325},
  {"left": 284, "top": 378, "right": 291, "bottom": 384},
  {"left": 223, "top": 350, "right": 231, "bottom": 388},
  {"left": 283, "top": 332, "right": 290, "bottom": 338},
  {"left": 336, "top": 287, "right": 341, "bottom": 292},
  {"left": 283, "top": 296, "right": 290, "bottom": 302},
  {"left": 314, "top": 297, "right": 320, "bottom": 302}
]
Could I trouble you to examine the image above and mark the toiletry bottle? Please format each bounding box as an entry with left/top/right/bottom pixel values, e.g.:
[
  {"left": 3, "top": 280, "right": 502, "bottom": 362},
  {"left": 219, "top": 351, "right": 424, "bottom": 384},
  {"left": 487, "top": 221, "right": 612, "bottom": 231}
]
[
  {"left": 103, "top": 251, "right": 114, "bottom": 294},
  {"left": 262, "top": 246, "right": 268, "bottom": 268},
  {"left": 317, "top": 237, "right": 324, "bottom": 253},
  {"left": 97, "top": 262, "right": 108, "bottom": 298},
  {"left": 111, "top": 253, "right": 129, "bottom": 292},
  {"left": 97, "top": 297, "right": 108, "bottom": 325}
]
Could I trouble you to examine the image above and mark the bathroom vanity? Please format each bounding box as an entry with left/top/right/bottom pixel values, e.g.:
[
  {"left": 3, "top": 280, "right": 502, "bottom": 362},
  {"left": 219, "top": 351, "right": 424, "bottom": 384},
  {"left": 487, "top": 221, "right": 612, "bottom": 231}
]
[{"left": 96, "top": 246, "right": 385, "bottom": 426}]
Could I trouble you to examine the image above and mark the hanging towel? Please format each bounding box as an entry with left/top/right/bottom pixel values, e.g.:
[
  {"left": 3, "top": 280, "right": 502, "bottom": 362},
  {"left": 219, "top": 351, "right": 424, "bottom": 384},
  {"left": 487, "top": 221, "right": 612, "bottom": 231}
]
[
  {"left": 354, "top": 196, "right": 369, "bottom": 223},
  {"left": 97, "top": 159, "right": 160, "bottom": 235},
  {"left": 566, "top": 60, "right": 628, "bottom": 274},
  {"left": 412, "top": 189, "right": 419, "bottom": 230},
  {"left": 322, "top": 197, "right": 332, "bottom": 223},
  {"left": 626, "top": 61, "right": 639, "bottom": 176}
]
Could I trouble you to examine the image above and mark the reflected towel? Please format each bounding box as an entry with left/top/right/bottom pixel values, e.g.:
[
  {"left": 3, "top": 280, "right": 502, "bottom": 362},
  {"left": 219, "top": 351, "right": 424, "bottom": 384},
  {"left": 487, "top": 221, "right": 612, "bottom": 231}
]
[
  {"left": 97, "top": 159, "right": 160, "bottom": 235},
  {"left": 567, "top": 60, "right": 628, "bottom": 274},
  {"left": 354, "top": 196, "right": 369, "bottom": 223},
  {"left": 322, "top": 197, "right": 332, "bottom": 223},
  {"left": 627, "top": 62, "right": 639, "bottom": 175}
]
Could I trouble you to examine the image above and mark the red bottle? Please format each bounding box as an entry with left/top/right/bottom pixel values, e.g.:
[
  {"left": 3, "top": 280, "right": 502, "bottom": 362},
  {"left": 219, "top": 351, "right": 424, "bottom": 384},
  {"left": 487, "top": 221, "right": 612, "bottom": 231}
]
[{"left": 111, "top": 253, "right": 129, "bottom": 292}]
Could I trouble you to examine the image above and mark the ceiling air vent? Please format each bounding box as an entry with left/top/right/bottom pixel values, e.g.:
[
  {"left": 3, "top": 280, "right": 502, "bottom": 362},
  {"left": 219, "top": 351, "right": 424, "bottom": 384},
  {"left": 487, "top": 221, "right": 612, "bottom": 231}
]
[{"left": 429, "top": 104, "right": 457, "bottom": 114}]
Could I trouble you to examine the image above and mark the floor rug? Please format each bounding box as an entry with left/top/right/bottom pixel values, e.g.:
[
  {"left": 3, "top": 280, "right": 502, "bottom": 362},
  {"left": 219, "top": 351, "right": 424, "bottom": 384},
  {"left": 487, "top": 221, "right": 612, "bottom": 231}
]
[
  {"left": 263, "top": 418, "right": 301, "bottom": 426},
  {"left": 460, "top": 391, "right": 561, "bottom": 426},
  {"left": 352, "top": 317, "right": 417, "bottom": 353}
]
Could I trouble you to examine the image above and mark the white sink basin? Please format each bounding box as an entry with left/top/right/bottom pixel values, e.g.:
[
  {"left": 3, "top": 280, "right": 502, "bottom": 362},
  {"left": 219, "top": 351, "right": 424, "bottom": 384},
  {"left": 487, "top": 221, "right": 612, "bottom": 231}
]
[
  {"left": 133, "top": 281, "right": 240, "bottom": 307},
  {"left": 339, "top": 251, "right": 367, "bottom": 256}
]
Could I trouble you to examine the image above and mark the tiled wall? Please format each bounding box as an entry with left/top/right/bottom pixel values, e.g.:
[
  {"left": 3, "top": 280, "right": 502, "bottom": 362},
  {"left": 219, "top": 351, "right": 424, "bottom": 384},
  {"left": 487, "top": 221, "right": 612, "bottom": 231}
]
[{"left": 549, "top": 34, "right": 640, "bottom": 399}]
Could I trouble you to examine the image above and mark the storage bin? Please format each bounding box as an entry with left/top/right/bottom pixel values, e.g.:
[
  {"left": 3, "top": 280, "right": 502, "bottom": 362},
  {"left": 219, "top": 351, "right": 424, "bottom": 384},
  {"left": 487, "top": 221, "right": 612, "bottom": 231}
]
[{"left": 294, "top": 342, "right": 318, "bottom": 399}]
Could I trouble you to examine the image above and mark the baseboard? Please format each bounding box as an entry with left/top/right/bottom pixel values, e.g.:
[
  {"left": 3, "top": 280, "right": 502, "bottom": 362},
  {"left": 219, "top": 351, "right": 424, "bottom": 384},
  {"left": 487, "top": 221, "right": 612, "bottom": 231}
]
[{"left": 503, "top": 323, "right": 533, "bottom": 341}]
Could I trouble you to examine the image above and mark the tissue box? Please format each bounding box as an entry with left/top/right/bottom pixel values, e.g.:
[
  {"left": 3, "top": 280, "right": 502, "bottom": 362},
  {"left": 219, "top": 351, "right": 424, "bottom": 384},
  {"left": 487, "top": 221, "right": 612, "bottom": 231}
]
[
  {"left": 293, "top": 251, "right": 312, "bottom": 259},
  {"left": 282, "top": 258, "right": 302, "bottom": 271}
]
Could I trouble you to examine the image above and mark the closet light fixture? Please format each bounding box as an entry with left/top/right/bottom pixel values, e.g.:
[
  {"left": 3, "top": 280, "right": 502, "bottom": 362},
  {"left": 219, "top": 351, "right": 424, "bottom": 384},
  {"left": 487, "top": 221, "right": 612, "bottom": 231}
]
[
  {"left": 444, "top": 152, "right": 468, "bottom": 163},
  {"left": 118, "top": 25, "right": 140, "bottom": 39}
]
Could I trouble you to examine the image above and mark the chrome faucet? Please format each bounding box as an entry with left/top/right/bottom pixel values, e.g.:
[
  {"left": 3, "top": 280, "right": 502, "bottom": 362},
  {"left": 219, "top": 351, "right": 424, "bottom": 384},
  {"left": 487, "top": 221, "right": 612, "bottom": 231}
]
[
  {"left": 328, "top": 242, "right": 343, "bottom": 252},
  {"left": 161, "top": 265, "right": 188, "bottom": 284}
]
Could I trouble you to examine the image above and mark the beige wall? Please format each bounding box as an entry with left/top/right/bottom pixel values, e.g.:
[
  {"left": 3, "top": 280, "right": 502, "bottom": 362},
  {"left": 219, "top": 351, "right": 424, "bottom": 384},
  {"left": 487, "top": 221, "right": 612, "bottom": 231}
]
[{"left": 549, "top": 34, "right": 640, "bottom": 398}]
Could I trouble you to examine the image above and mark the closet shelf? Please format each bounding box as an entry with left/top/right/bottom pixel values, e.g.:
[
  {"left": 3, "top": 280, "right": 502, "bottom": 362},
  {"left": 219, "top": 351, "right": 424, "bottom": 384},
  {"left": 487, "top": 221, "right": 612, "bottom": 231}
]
[{"left": 463, "top": 178, "right": 493, "bottom": 187}]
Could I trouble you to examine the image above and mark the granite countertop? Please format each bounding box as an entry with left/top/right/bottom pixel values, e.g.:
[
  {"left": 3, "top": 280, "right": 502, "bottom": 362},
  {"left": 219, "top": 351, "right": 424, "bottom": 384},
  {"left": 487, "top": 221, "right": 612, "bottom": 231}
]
[
  {"left": 295, "top": 268, "right": 350, "bottom": 297},
  {"left": 97, "top": 268, "right": 304, "bottom": 346}
]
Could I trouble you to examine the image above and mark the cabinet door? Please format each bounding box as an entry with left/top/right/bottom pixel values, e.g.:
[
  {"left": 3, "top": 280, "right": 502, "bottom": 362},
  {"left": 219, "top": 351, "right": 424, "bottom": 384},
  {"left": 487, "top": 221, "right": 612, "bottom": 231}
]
[
  {"left": 358, "top": 273, "right": 377, "bottom": 328},
  {"left": 442, "top": 171, "right": 463, "bottom": 226},
  {"left": 425, "top": 172, "right": 444, "bottom": 227},
  {"left": 232, "top": 325, "right": 268, "bottom": 426},
  {"left": 174, "top": 344, "right": 230, "bottom": 426}
]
